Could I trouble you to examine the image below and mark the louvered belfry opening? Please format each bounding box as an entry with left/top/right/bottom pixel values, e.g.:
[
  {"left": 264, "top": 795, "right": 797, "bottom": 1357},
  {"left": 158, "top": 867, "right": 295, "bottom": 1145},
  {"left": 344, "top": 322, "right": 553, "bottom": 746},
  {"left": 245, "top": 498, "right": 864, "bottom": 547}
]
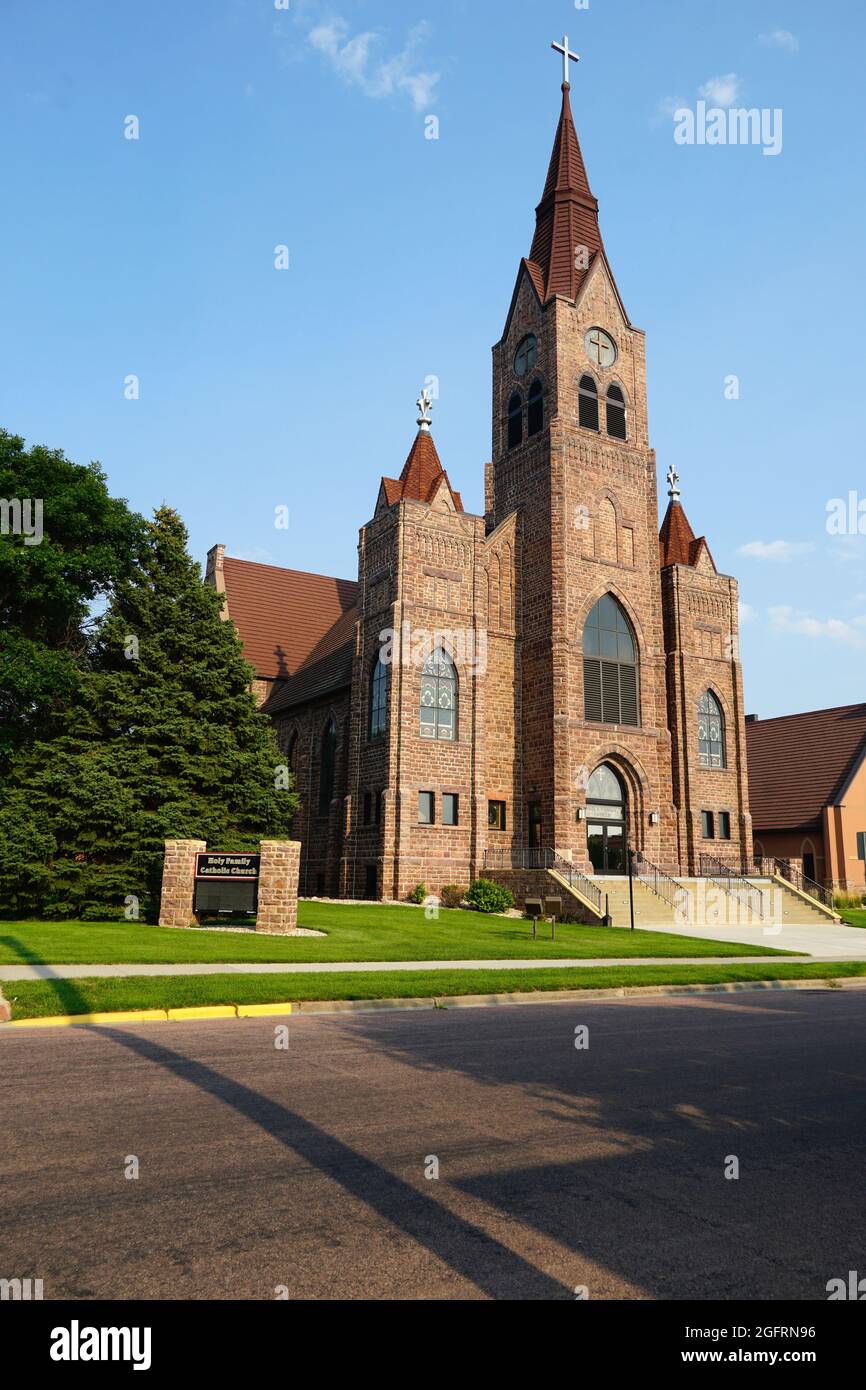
[
  {"left": 527, "top": 378, "right": 544, "bottom": 436},
  {"left": 507, "top": 391, "right": 523, "bottom": 449},
  {"left": 583, "top": 594, "right": 640, "bottom": 726},
  {"left": 606, "top": 384, "right": 627, "bottom": 440},
  {"left": 578, "top": 374, "right": 599, "bottom": 431}
]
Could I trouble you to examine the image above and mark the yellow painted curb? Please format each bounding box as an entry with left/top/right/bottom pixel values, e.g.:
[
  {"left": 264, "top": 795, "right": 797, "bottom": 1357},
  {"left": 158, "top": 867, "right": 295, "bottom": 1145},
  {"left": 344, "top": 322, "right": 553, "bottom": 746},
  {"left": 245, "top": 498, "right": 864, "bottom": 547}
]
[
  {"left": 165, "top": 1005, "right": 238, "bottom": 1020},
  {"left": 6, "top": 1009, "right": 169, "bottom": 1029},
  {"left": 236, "top": 1002, "right": 293, "bottom": 1017}
]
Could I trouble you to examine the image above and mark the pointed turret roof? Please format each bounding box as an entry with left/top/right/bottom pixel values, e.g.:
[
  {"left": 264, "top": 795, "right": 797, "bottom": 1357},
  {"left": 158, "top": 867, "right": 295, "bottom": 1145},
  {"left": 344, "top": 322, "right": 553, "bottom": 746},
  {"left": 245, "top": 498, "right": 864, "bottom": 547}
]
[
  {"left": 659, "top": 498, "right": 715, "bottom": 570},
  {"left": 526, "top": 84, "right": 605, "bottom": 304},
  {"left": 378, "top": 429, "right": 463, "bottom": 512}
]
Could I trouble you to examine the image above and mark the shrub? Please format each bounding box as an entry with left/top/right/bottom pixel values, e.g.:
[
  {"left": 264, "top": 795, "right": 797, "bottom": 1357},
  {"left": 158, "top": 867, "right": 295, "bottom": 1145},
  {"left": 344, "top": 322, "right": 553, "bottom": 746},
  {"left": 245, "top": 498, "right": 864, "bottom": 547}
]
[
  {"left": 440, "top": 884, "right": 466, "bottom": 909},
  {"left": 465, "top": 878, "right": 515, "bottom": 914},
  {"left": 408, "top": 883, "right": 427, "bottom": 905}
]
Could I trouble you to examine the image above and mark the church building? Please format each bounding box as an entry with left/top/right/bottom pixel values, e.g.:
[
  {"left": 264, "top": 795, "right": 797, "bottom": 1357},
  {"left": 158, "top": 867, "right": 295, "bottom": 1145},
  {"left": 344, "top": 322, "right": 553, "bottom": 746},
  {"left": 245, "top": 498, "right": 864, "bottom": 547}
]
[{"left": 206, "top": 54, "right": 754, "bottom": 904}]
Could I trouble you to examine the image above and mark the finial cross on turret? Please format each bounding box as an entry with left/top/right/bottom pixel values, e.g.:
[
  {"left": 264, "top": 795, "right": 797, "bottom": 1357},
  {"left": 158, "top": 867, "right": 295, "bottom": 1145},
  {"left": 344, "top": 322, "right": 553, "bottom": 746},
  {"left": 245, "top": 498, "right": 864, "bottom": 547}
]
[
  {"left": 551, "top": 34, "right": 580, "bottom": 89},
  {"left": 416, "top": 387, "right": 434, "bottom": 433},
  {"left": 667, "top": 465, "right": 682, "bottom": 501}
]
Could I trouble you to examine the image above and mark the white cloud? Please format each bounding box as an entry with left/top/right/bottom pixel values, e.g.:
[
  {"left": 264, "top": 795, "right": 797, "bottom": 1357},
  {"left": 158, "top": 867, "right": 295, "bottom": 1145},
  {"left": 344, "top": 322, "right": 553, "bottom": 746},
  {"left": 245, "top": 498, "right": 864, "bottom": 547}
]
[
  {"left": 699, "top": 73, "right": 742, "bottom": 108},
  {"left": 737, "top": 540, "right": 815, "bottom": 562},
  {"left": 307, "top": 16, "right": 440, "bottom": 112},
  {"left": 739, "top": 600, "right": 757, "bottom": 624},
  {"left": 769, "top": 606, "right": 866, "bottom": 649},
  {"left": 759, "top": 30, "right": 799, "bottom": 54}
]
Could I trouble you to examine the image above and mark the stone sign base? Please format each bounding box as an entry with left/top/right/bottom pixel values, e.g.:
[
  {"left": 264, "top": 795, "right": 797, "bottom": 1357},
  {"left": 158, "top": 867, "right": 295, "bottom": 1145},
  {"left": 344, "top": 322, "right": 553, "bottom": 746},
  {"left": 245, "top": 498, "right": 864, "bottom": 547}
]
[{"left": 159, "top": 839, "right": 301, "bottom": 935}]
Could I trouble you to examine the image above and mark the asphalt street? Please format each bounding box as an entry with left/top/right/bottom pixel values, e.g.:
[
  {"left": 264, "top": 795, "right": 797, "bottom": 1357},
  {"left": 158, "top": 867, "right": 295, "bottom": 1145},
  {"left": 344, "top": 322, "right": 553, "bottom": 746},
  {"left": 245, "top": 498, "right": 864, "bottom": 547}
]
[{"left": 2, "top": 989, "right": 865, "bottom": 1300}]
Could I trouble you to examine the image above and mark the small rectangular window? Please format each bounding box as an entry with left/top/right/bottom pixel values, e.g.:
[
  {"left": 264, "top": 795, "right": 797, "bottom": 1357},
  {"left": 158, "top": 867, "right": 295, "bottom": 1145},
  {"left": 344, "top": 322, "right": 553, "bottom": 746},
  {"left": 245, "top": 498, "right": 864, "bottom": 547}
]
[
  {"left": 719, "top": 812, "right": 731, "bottom": 841},
  {"left": 858, "top": 832, "right": 866, "bottom": 861},
  {"left": 418, "top": 791, "right": 435, "bottom": 825},
  {"left": 442, "top": 793, "right": 459, "bottom": 826},
  {"left": 363, "top": 792, "right": 372, "bottom": 827},
  {"left": 488, "top": 800, "right": 506, "bottom": 832},
  {"left": 375, "top": 789, "right": 383, "bottom": 825},
  {"left": 701, "top": 810, "right": 715, "bottom": 840}
]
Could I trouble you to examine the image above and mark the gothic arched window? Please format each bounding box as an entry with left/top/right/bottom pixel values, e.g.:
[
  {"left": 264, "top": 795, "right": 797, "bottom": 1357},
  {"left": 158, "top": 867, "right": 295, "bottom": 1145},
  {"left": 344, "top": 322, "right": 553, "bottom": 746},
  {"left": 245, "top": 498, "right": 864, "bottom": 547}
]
[
  {"left": 318, "top": 717, "right": 337, "bottom": 815},
  {"left": 578, "top": 374, "right": 599, "bottom": 431},
  {"left": 582, "top": 594, "right": 640, "bottom": 726},
  {"left": 606, "top": 384, "right": 627, "bottom": 440},
  {"left": 369, "top": 654, "right": 389, "bottom": 739},
  {"left": 420, "top": 647, "right": 457, "bottom": 742},
  {"left": 527, "top": 378, "right": 544, "bottom": 436},
  {"left": 698, "top": 690, "right": 726, "bottom": 768},
  {"left": 507, "top": 392, "right": 523, "bottom": 449},
  {"left": 286, "top": 730, "right": 298, "bottom": 776}
]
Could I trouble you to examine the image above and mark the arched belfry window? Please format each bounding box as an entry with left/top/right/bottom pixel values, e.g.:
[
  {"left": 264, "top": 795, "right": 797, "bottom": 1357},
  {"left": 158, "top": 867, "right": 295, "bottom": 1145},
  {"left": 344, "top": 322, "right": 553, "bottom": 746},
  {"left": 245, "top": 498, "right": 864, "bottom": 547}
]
[
  {"left": 606, "top": 384, "right": 627, "bottom": 440},
  {"left": 527, "top": 378, "right": 544, "bottom": 436},
  {"left": 583, "top": 594, "right": 640, "bottom": 727},
  {"left": 420, "top": 647, "right": 457, "bottom": 742},
  {"left": 507, "top": 392, "right": 523, "bottom": 449},
  {"left": 369, "top": 653, "right": 389, "bottom": 739},
  {"left": 698, "top": 690, "right": 726, "bottom": 768},
  {"left": 578, "top": 374, "right": 599, "bottom": 431},
  {"left": 318, "top": 717, "right": 337, "bottom": 815}
]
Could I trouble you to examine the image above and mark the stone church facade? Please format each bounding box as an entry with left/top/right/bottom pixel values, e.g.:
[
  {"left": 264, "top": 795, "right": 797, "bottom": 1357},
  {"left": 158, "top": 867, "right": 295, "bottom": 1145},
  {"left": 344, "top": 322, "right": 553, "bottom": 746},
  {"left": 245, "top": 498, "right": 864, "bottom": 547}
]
[{"left": 207, "top": 80, "right": 753, "bottom": 902}]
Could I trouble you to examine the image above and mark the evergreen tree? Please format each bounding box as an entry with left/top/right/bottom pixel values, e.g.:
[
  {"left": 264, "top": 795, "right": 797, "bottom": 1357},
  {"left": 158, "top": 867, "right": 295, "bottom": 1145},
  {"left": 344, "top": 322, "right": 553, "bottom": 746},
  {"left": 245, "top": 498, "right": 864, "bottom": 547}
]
[{"left": 0, "top": 507, "right": 297, "bottom": 919}]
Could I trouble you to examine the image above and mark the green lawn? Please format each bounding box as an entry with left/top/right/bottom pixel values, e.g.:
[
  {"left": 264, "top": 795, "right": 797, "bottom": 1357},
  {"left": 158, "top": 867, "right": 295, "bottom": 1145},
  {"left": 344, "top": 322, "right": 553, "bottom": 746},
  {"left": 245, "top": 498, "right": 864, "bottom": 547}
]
[
  {"left": 840, "top": 909, "right": 866, "bottom": 928},
  {"left": 0, "top": 903, "right": 797, "bottom": 966},
  {"left": 4, "top": 961, "right": 865, "bottom": 1020}
]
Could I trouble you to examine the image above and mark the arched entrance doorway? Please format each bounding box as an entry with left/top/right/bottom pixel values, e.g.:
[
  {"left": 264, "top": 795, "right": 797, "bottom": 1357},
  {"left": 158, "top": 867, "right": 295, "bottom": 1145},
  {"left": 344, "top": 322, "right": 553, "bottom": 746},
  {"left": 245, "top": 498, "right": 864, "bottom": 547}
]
[{"left": 586, "top": 763, "right": 627, "bottom": 875}]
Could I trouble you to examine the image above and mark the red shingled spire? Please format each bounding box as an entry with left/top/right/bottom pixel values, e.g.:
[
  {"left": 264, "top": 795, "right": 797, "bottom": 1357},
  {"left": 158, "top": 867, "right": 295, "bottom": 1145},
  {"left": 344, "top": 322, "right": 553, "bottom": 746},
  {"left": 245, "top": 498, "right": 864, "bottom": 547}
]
[
  {"left": 527, "top": 84, "right": 605, "bottom": 304},
  {"left": 659, "top": 499, "right": 715, "bottom": 570},
  {"left": 379, "top": 429, "right": 463, "bottom": 512}
]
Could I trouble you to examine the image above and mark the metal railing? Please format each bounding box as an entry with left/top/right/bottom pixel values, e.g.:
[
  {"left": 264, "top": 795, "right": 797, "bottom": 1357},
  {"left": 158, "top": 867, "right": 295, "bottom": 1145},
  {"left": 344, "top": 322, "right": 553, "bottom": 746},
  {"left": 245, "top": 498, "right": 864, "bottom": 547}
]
[
  {"left": 700, "top": 852, "right": 765, "bottom": 920},
  {"left": 551, "top": 854, "right": 604, "bottom": 917},
  {"left": 772, "top": 858, "right": 836, "bottom": 912},
  {"left": 633, "top": 851, "right": 686, "bottom": 914},
  {"left": 482, "top": 846, "right": 603, "bottom": 917}
]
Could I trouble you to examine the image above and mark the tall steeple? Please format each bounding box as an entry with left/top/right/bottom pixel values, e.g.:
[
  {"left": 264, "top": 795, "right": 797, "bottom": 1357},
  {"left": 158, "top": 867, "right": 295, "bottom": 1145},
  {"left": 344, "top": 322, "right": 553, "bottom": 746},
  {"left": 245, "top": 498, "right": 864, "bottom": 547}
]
[{"left": 526, "top": 82, "right": 605, "bottom": 304}]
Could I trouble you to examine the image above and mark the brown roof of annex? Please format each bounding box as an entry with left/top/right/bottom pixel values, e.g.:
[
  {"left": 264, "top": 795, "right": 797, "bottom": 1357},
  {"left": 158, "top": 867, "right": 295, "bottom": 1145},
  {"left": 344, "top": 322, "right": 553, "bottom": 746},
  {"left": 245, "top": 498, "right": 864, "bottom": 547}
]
[
  {"left": 746, "top": 703, "right": 866, "bottom": 831},
  {"left": 221, "top": 557, "right": 358, "bottom": 682}
]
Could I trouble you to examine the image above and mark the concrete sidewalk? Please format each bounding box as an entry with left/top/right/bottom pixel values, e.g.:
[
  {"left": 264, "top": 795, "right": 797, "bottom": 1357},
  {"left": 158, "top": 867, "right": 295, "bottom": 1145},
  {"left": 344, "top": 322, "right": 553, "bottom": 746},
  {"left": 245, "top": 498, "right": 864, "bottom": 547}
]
[
  {"left": 636, "top": 920, "right": 866, "bottom": 960},
  {"left": 0, "top": 954, "right": 831, "bottom": 981}
]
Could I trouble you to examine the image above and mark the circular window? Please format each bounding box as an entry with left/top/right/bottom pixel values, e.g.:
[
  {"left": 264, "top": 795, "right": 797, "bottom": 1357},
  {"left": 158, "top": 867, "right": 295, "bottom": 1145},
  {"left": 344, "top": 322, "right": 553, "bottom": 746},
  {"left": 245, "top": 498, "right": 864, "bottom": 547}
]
[
  {"left": 585, "top": 327, "right": 617, "bottom": 368},
  {"left": 514, "top": 334, "right": 538, "bottom": 377}
]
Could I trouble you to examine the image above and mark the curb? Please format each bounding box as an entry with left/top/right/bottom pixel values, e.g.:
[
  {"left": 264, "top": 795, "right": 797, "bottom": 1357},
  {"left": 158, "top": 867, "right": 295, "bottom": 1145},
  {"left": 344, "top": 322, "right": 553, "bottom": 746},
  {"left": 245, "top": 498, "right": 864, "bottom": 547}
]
[
  {"left": 4, "top": 977, "right": 864, "bottom": 1029},
  {"left": 1, "top": 1002, "right": 294, "bottom": 1030}
]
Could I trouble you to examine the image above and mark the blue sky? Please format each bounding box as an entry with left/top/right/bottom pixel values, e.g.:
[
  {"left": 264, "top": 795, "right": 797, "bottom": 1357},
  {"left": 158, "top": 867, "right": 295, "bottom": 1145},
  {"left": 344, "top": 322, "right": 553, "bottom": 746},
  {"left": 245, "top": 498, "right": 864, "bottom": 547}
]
[{"left": 1, "top": 0, "right": 864, "bottom": 718}]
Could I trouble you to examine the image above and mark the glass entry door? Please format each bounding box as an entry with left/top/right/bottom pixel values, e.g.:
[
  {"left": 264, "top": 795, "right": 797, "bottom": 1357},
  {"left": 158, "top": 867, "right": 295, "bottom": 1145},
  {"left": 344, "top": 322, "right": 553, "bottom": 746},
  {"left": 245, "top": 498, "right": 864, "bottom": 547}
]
[
  {"left": 587, "top": 823, "right": 626, "bottom": 875},
  {"left": 586, "top": 763, "right": 628, "bottom": 876}
]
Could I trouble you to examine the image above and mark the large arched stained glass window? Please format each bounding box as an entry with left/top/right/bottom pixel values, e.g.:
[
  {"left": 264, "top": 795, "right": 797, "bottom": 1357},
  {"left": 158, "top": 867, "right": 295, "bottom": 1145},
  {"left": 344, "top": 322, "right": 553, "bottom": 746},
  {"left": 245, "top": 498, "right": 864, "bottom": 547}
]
[
  {"left": 582, "top": 594, "right": 640, "bottom": 727},
  {"left": 370, "top": 654, "right": 389, "bottom": 739},
  {"left": 698, "top": 690, "right": 726, "bottom": 768},
  {"left": 420, "top": 648, "right": 457, "bottom": 741},
  {"left": 318, "top": 717, "right": 337, "bottom": 815}
]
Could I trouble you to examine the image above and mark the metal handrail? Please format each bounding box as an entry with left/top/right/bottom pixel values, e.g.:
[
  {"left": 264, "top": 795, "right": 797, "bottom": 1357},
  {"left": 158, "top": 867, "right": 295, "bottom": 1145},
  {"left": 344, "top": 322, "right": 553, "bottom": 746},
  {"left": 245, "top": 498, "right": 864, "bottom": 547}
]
[
  {"left": 700, "top": 852, "right": 765, "bottom": 920},
  {"left": 772, "top": 858, "right": 836, "bottom": 911},
  {"left": 482, "top": 846, "right": 603, "bottom": 916},
  {"left": 633, "top": 851, "right": 684, "bottom": 913},
  {"left": 551, "top": 855, "right": 604, "bottom": 916}
]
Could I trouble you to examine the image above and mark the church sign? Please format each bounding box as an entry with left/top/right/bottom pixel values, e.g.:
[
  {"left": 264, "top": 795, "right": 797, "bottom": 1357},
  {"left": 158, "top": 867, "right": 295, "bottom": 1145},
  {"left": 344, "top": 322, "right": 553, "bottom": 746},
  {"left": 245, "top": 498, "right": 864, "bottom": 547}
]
[{"left": 193, "top": 853, "right": 260, "bottom": 915}]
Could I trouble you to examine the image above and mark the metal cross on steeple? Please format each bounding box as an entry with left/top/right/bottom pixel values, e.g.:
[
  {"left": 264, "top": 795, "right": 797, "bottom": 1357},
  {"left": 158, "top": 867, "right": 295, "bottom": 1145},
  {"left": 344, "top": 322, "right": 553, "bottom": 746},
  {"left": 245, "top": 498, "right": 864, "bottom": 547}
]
[
  {"left": 667, "top": 465, "right": 682, "bottom": 501},
  {"left": 416, "top": 387, "right": 434, "bottom": 433},
  {"left": 551, "top": 34, "right": 580, "bottom": 89}
]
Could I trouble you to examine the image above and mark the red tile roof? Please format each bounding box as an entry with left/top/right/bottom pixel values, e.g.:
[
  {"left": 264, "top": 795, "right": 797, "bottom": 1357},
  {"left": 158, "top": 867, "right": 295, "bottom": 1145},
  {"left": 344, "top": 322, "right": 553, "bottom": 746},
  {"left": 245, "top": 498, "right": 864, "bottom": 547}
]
[
  {"left": 527, "top": 84, "right": 605, "bottom": 305},
  {"left": 380, "top": 429, "right": 463, "bottom": 512},
  {"left": 659, "top": 500, "right": 714, "bottom": 569},
  {"left": 746, "top": 704, "right": 866, "bottom": 831},
  {"left": 222, "top": 557, "right": 358, "bottom": 681}
]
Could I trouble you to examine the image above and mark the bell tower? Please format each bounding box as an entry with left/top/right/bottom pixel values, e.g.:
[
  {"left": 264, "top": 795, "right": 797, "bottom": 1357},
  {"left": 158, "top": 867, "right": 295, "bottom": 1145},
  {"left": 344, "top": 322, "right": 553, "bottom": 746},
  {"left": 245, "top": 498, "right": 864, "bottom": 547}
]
[{"left": 489, "top": 40, "right": 678, "bottom": 872}]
